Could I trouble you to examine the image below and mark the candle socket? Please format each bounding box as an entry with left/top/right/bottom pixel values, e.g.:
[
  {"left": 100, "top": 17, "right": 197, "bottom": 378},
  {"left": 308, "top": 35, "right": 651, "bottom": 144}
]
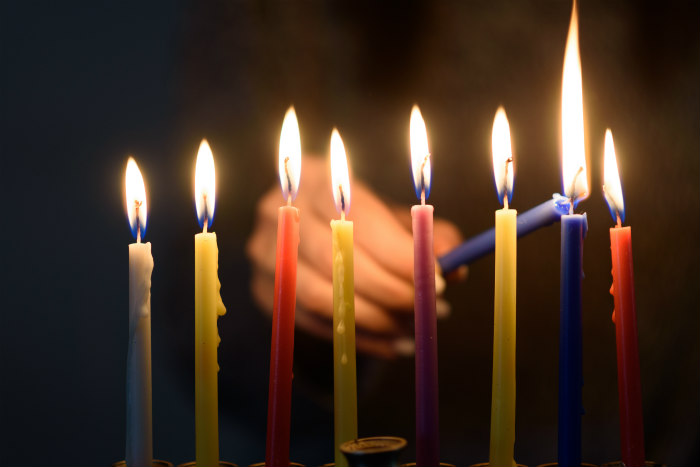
[
  {"left": 600, "top": 461, "right": 665, "bottom": 467},
  {"left": 536, "top": 462, "right": 597, "bottom": 467},
  {"left": 113, "top": 460, "right": 173, "bottom": 467},
  {"left": 327, "top": 436, "right": 407, "bottom": 467},
  {"left": 177, "top": 461, "right": 238, "bottom": 467},
  {"left": 400, "top": 462, "right": 455, "bottom": 467},
  {"left": 470, "top": 462, "right": 527, "bottom": 467},
  {"left": 248, "top": 462, "right": 304, "bottom": 467}
]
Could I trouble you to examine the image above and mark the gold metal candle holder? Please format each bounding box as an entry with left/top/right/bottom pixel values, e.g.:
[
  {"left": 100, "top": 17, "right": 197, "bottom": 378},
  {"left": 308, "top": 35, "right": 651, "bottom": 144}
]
[
  {"left": 113, "top": 461, "right": 174, "bottom": 467},
  {"left": 177, "top": 461, "right": 238, "bottom": 467}
]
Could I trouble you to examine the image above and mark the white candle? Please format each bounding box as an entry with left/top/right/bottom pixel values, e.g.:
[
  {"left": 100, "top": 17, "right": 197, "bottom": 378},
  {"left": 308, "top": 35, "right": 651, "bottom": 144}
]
[{"left": 125, "top": 157, "right": 153, "bottom": 467}]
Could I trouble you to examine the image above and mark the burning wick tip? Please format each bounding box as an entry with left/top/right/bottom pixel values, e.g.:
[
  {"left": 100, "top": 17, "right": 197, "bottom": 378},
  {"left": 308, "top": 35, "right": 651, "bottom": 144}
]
[
  {"left": 284, "top": 156, "right": 293, "bottom": 200},
  {"left": 420, "top": 153, "right": 430, "bottom": 205},
  {"left": 339, "top": 184, "right": 346, "bottom": 216},
  {"left": 567, "top": 166, "right": 585, "bottom": 213},
  {"left": 134, "top": 200, "right": 143, "bottom": 243}
]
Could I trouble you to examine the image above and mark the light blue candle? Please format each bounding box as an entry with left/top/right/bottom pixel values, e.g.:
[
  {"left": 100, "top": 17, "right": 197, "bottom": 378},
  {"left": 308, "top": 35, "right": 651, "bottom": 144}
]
[{"left": 437, "top": 194, "right": 570, "bottom": 274}]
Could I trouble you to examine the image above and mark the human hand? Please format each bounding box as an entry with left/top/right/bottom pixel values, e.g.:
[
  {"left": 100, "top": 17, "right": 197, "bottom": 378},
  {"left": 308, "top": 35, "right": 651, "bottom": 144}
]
[{"left": 247, "top": 155, "right": 464, "bottom": 358}]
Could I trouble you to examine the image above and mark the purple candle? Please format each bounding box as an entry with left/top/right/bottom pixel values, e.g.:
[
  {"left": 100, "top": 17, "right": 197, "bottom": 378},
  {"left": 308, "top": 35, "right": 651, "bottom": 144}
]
[{"left": 410, "top": 105, "right": 440, "bottom": 466}]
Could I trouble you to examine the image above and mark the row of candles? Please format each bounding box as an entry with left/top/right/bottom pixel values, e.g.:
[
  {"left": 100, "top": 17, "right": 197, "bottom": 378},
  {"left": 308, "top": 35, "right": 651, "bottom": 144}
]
[{"left": 123, "top": 3, "right": 644, "bottom": 467}]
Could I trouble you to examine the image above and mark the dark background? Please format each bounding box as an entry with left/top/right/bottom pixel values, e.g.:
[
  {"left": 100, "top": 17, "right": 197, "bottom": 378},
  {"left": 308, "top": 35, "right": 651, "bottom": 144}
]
[{"left": 1, "top": 1, "right": 698, "bottom": 466}]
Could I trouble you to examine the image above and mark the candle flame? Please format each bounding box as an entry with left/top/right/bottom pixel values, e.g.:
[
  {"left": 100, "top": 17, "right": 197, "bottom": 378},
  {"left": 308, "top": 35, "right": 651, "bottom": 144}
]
[
  {"left": 410, "top": 105, "right": 431, "bottom": 201},
  {"left": 125, "top": 157, "right": 147, "bottom": 240},
  {"left": 278, "top": 106, "right": 302, "bottom": 202},
  {"left": 195, "top": 139, "right": 216, "bottom": 229},
  {"left": 492, "top": 106, "right": 514, "bottom": 205},
  {"left": 603, "top": 129, "right": 625, "bottom": 223},
  {"left": 561, "top": 0, "right": 588, "bottom": 205},
  {"left": 330, "top": 128, "right": 351, "bottom": 216}
]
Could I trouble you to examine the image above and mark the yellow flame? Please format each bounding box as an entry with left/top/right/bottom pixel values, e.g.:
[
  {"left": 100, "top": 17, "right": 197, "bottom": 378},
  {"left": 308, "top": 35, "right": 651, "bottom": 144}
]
[
  {"left": 410, "top": 105, "right": 431, "bottom": 198},
  {"left": 195, "top": 139, "right": 216, "bottom": 227},
  {"left": 278, "top": 106, "right": 302, "bottom": 201},
  {"left": 125, "top": 157, "right": 147, "bottom": 239},
  {"left": 561, "top": 0, "right": 588, "bottom": 202},
  {"left": 492, "top": 106, "right": 514, "bottom": 204},
  {"left": 603, "top": 129, "right": 624, "bottom": 219},
  {"left": 330, "top": 128, "right": 351, "bottom": 215}
]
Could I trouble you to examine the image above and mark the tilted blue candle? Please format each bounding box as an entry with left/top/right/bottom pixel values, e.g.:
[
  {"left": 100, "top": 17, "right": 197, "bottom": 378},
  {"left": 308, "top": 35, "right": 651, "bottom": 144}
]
[
  {"left": 437, "top": 194, "right": 570, "bottom": 274},
  {"left": 558, "top": 212, "right": 588, "bottom": 467}
]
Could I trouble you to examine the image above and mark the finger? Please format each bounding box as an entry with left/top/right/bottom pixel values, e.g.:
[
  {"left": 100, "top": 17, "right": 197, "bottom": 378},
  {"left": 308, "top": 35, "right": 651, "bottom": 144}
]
[
  {"left": 340, "top": 183, "right": 416, "bottom": 282},
  {"left": 389, "top": 203, "right": 464, "bottom": 257},
  {"left": 295, "top": 309, "right": 400, "bottom": 359},
  {"left": 352, "top": 242, "right": 415, "bottom": 310},
  {"left": 301, "top": 198, "right": 416, "bottom": 311},
  {"left": 433, "top": 217, "right": 463, "bottom": 256},
  {"left": 246, "top": 214, "right": 279, "bottom": 275},
  {"left": 296, "top": 207, "right": 334, "bottom": 280},
  {"left": 296, "top": 260, "right": 402, "bottom": 336},
  {"left": 250, "top": 267, "right": 274, "bottom": 317}
]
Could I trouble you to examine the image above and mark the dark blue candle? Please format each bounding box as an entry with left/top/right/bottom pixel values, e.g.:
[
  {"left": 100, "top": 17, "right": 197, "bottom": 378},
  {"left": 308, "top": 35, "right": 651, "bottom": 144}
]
[
  {"left": 558, "top": 213, "right": 587, "bottom": 466},
  {"left": 437, "top": 194, "right": 570, "bottom": 274}
]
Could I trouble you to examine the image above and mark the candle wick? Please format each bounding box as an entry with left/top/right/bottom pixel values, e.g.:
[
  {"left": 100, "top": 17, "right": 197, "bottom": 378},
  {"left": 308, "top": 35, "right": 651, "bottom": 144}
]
[
  {"left": 568, "top": 166, "right": 584, "bottom": 205},
  {"left": 202, "top": 193, "right": 209, "bottom": 233},
  {"left": 339, "top": 184, "right": 346, "bottom": 214},
  {"left": 284, "top": 156, "right": 293, "bottom": 198},
  {"left": 341, "top": 211, "right": 345, "bottom": 221},
  {"left": 503, "top": 157, "right": 513, "bottom": 207},
  {"left": 134, "top": 199, "right": 142, "bottom": 243},
  {"left": 420, "top": 153, "right": 430, "bottom": 204},
  {"left": 616, "top": 214, "right": 622, "bottom": 228}
]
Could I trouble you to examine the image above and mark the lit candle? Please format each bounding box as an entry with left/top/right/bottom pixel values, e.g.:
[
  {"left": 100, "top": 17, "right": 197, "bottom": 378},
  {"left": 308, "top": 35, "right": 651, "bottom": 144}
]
[
  {"left": 558, "top": 3, "right": 589, "bottom": 466},
  {"left": 266, "top": 107, "right": 301, "bottom": 467},
  {"left": 603, "top": 129, "right": 645, "bottom": 467},
  {"left": 489, "top": 107, "right": 517, "bottom": 467},
  {"left": 330, "top": 129, "right": 358, "bottom": 467},
  {"left": 194, "top": 139, "right": 227, "bottom": 467},
  {"left": 409, "top": 105, "right": 440, "bottom": 467},
  {"left": 437, "top": 194, "right": 570, "bottom": 274},
  {"left": 124, "top": 157, "right": 154, "bottom": 467}
]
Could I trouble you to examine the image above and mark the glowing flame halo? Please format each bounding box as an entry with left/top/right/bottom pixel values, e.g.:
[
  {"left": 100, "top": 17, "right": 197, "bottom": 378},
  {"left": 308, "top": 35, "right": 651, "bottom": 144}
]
[
  {"left": 410, "top": 105, "right": 432, "bottom": 201},
  {"left": 125, "top": 157, "right": 148, "bottom": 240},
  {"left": 603, "top": 129, "right": 625, "bottom": 223},
  {"left": 492, "top": 106, "right": 514, "bottom": 205},
  {"left": 195, "top": 139, "right": 216, "bottom": 229},
  {"left": 278, "top": 106, "right": 302, "bottom": 202},
  {"left": 330, "top": 128, "right": 351, "bottom": 216},
  {"left": 561, "top": 1, "right": 589, "bottom": 205}
]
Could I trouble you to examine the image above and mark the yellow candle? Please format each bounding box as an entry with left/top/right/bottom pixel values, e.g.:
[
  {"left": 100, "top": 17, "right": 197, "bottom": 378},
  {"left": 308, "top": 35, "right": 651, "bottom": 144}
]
[
  {"left": 330, "top": 129, "right": 358, "bottom": 467},
  {"left": 489, "top": 108, "right": 517, "bottom": 467},
  {"left": 194, "top": 140, "right": 226, "bottom": 467}
]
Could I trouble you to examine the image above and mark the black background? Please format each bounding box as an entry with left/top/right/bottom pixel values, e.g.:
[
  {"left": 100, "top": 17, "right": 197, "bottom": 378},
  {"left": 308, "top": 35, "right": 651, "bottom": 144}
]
[{"left": 2, "top": 1, "right": 698, "bottom": 466}]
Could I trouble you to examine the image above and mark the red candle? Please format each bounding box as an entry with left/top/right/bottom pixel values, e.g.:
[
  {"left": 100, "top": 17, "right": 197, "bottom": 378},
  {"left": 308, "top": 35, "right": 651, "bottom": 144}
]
[
  {"left": 410, "top": 106, "right": 440, "bottom": 466},
  {"left": 604, "top": 129, "right": 645, "bottom": 467},
  {"left": 266, "top": 107, "right": 302, "bottom": 467}
]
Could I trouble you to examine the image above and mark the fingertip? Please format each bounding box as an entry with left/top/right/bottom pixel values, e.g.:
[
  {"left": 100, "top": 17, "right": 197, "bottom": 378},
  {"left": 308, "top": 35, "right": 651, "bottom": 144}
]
[
  {"left": 446, "top": 265, "right": 469, "bottom": 283},
  {"left": 435, "top": 269, "right": 446, "bottom": 295},
  {"left": 436, "top": 299, "right": 451, "bottom": 319},
  {"left": 433, "top": 219, "right": 464, "bottom": 256},
  {"left": 393, "top": 338, "right": 415, "bottom": 357}
]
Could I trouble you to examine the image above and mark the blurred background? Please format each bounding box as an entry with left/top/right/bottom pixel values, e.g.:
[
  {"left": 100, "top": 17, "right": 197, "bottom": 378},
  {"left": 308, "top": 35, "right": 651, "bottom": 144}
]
[{"left": 1, "top": 0, "right": 698, "bottom": 465}]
